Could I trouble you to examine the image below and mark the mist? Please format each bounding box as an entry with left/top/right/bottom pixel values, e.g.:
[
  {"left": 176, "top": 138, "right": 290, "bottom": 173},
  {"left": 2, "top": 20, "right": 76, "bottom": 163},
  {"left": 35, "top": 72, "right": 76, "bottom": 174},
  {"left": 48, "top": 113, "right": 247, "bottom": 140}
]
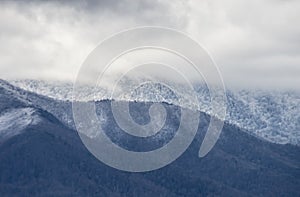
[{"left": 0, "top": 0, "right": 299, "bottom": 91}]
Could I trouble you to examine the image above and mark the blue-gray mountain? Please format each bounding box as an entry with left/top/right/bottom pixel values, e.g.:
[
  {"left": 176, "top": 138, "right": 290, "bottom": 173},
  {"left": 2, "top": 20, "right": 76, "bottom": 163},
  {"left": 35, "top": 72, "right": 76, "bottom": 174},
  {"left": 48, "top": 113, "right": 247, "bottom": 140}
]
[
  {"left": 0, "top": 79, "right": 299, "bottom": 196},
  {"left": 10, "top": 79, "right": 300, "bottom": 145}
]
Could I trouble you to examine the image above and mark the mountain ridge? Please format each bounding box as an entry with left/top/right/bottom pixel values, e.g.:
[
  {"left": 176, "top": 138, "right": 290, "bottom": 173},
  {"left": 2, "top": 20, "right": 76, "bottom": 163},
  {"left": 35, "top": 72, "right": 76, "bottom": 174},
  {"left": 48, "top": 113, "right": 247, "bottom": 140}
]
[{"left": 8, "top": 79, "right": 300, "bottom": 145}]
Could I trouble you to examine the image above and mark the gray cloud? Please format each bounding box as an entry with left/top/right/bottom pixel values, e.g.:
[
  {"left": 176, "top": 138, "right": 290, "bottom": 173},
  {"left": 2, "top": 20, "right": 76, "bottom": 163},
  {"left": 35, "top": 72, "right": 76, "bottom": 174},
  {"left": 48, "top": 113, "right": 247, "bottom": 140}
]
[{"left": 0, "top": 0, "right": 299, "bottom": 90}]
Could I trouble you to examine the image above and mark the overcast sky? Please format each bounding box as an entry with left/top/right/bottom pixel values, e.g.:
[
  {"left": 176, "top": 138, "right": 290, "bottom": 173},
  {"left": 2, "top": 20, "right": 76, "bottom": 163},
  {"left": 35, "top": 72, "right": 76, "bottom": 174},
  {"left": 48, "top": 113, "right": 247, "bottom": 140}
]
[{"left": 0, "top": 0, "right": 299, "bottom": 90}]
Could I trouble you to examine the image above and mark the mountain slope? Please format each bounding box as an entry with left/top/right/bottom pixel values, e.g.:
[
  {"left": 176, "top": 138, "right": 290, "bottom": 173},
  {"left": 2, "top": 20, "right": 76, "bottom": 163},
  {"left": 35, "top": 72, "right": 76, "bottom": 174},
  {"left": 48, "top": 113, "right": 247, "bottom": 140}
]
[
  {"left": 0, "top": 104, "right": 299, "bottom": 196},
  {"left": 0, "top": 107, "right": 41, "bottom": 141},
  {"left": 0, "top": 80, "right": 299, "bottom": 196},
  {"left": 10, "top": 79, "right": 300, "bottom": 145}
]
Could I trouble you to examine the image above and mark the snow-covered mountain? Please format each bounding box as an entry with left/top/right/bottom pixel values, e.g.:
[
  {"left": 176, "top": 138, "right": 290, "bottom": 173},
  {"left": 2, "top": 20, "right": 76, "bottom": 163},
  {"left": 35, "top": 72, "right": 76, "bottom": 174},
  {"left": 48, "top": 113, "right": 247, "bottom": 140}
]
[
  {"left": 9, "top": 79, "right": 300, "bottom": 145},
  {"left": 0, "top": 79, "right": 66, "bottom": 142},
  {"left": 0, "top": 107, "right": 41, "bottom": 141},
  {"left": 1, "top": 79, "right": 300, "bottom": 196}
]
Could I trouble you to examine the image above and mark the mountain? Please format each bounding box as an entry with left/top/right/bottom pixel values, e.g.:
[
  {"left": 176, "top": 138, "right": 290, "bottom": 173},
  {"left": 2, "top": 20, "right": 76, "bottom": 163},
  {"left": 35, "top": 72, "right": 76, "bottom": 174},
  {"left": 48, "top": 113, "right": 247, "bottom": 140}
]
[
  {"left": 0, "top": 79, "right": 299, "bottom": 196},
  {"left": 0, "top": 107, "right": 41, "bottom": 141},
  {"left": 10, "top": 79, "right": 300, "bottom": 145}
]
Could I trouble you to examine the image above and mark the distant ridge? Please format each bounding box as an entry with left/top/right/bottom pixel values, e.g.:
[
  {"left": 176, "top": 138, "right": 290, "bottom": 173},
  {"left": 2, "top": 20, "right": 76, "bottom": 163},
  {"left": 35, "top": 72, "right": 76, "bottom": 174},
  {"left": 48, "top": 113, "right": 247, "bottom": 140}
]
[{"left": 9, "top": 79, "right": 300, "bottom": 145}]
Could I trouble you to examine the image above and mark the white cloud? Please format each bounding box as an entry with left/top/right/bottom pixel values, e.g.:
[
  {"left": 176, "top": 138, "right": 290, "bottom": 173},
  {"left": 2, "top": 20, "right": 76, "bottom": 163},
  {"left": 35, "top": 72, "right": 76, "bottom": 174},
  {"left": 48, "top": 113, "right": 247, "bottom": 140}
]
[{"left": 0, "top": 0, "right": 299, "bottom": 90}]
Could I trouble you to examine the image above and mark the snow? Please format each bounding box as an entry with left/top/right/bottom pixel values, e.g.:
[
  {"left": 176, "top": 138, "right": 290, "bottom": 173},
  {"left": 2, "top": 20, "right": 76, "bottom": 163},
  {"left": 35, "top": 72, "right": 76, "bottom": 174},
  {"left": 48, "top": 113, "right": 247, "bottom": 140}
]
[
  {"left": 0, "top": 107, "right": 41, "bottom": 140},
  {"left": 9, "top": 79, "right": 300, "bottom": 145}
]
